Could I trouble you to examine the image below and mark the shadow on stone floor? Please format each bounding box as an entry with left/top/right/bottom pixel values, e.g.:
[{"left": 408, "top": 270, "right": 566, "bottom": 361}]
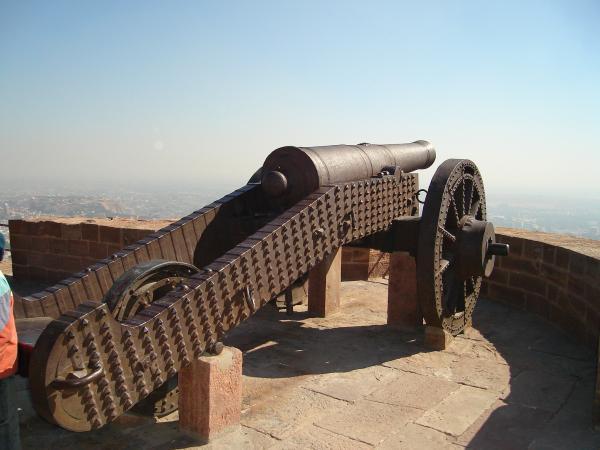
[
  {"left": 227, "top": 320, "right": 431, "bottom": 379},
  {"left": 15, "top": 282, "right": 600, "bottom": 449},
  {"left": 225, "top": 295, "right": 599, "bottom": 449},
  {"left": 460, "top": 299, "right": 599, "bottom": 450}
]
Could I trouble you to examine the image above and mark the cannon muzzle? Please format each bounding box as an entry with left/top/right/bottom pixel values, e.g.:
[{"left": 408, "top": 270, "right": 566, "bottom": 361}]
[{"left": 261, "top": 141, "right": 436, "bottom": 204}]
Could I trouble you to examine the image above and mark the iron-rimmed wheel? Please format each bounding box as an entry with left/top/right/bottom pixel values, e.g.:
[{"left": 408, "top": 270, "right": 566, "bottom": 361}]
[
  {"left": 103, "top": 260, "right": 199, "bottom": 417},
  {"left": 417, "top": 159, "right": 504, "bottom": 335}
]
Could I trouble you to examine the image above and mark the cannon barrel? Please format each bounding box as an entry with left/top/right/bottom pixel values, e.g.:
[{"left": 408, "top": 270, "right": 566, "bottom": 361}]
[{"left": 261, "top": 140, "right": 436, "bottom": 203}]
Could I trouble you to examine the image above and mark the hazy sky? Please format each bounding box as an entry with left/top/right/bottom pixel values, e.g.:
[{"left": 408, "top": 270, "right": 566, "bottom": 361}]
[{"left": 1, "top": 1, "right": 599, "bottom": 197}]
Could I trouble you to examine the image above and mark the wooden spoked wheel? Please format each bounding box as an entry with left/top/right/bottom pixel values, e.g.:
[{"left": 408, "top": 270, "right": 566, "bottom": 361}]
[
  {"left": 417, "top": 159, "right": 506, "bottom": 335},
  {"left": 104, "top": 260, "right": 199, "bottom": 417}
]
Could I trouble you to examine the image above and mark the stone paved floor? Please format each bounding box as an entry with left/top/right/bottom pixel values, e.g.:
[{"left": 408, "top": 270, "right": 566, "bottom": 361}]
[{"left": 15, "top": 280, "right": 600, "bottom": 449}]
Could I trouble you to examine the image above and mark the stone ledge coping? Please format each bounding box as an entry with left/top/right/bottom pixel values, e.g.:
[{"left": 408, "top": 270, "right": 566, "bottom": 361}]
[
  {"left": 497, "top": 227, "right": 600, "bottom": 260},
  {"left": 11, "top": 216, "right": 174, "bottom": 230}
]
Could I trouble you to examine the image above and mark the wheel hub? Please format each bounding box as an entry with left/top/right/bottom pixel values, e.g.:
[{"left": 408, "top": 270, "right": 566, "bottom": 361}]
[{"left": 455, "top": 216, "right": 508, "bottom": 279}]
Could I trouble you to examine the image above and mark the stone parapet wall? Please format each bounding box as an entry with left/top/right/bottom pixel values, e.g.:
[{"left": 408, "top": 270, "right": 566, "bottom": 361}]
[
  {"left": 340, "top": 228, "right": 599, "bottom": 349},
  {"left": 481, "top": 228, "right": 599, "bottom": 348},
  {"left": 8, "top": 217, "right": 172, "bottom": 284},
  {"left": 7, "top": 216, "right": 599, "bottom": 350},
  {"left": 341, "top": 247, "right": 390, "bottom": 281}
]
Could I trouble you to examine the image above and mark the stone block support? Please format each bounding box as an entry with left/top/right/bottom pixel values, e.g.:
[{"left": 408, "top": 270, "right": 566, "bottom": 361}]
[
  {"left": 424, "top": 325, "right": 454, "bottom": 350},
  {"left": 387, "top": 252, "right": 422, "bottom": 329},
  {"left": 178, "top": 346, "right": 243, "bottom": 442},
  {"left": 308, "top": 248, "right": 342, "bottom": 317}
]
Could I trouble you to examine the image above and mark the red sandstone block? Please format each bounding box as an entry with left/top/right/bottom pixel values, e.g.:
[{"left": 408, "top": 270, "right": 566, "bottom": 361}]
[
  {"left": 27, "top": 252, "right": 45, "bottom": 267},
  {"left": 341, "top": 262, "right": 369, "bottom": 281},
  {"left": 46, "top": 270, "right": 65, "bottom": 285},
  {"left": 28, "top": 266, "right": 48, "bottom": 282},
  {"left": 539, "top": 262, "right": 568, "bottom": 285},
  {"left": 488, "top": 283, "right": 526, "bottom": 309},
  {"left": 388, "top": 252, "right": 421, "bottom": 329},
  {"left": 523, "top": 240, "right": 544, "bottom": 260},
  {"left": 61, "top": 223, "right": 82, "bottom": 240},
  {"left": 542, "top": 244, "right": 556, "bottom": 265},
  {"left": 585, "top": 283, "right": 600, "bottom": 311},
  {"left": 123, "top": 228, "right": 142, "bottom": 246},
  {"left": 369, "top": 252, "right": 390, "bottom": 276},
  {"left": 81, "top": 257, "right": 98, "bottom": 267},
  {"left": 137, "top": 229, "right": 153, "bottom": 241},
  {"left": 59, "top": 255, "right": 84, "bottom": 273},
  {"left": 89, "top": 241, "right": 109, "bottom": 259},
  {"left": 567, "top": 274, "right": 586, "bottom": 299},
  {"left": 10, "top": 251, "right": 27, "bottom": 266},
  {"left": 106, "top": 244, "right": 122, "bottom": 256},
  {"left": 67, "top": 239, "right": 90, "bottom": 257},
  {"left": 424, "top": 326, "right": 453, "bottom": 350},
  {"left": 585, "top": 258, "right": 599, "bottom": 281},
  {"left": 569, "top": 253, "right": 588, "bottom": 277},
  {"left": 502, "top": 256, "right": 538, "bottom": 274},
  {"left": 30, "top": 236, "right": 50, "bottom": 253},
  {"left": 99, "top": 225, "right": 122, "bottom": 244},
  {"left": 8, "top": 219, "right": 30, "bottom": 235},
  {"left": 37, "top": 221, "right": 62, "bottom": 238},
  {"left": 510, "top": 272, "right": 546, "bottom": 295},
  {"left": 546, "top": 282, "right": 560, "bottom": 304},
  {"left": 179, "top": 347, "right": 243, "bottom": 442},
  {"left": 499, "top": 235, "right": 523, "bottom": 256},
  {"left": 81, "top": 223, "right": 99, "bottom": 241},
  {"left": 489, "top": 267, "right": 509, "bottom": 285},
  {"left": 9, "top": 234, "right": 31, "bottom": 251},
  {"left": 369, "top": 262, "right": 390, "bottom": 279},
  {"left": 555, "top": 248, "right": 570, "bottom": 269},
  {"left": 49, "top": 238, "right": 68, "bottom": 254},
  {"left": 43, "top": 253, "right": 61, "bottom": 268},
  {"left": 342, "top": 247, "right": 353, "bottom": 260},
  {"left": 352, "top": 248, "right": 370, "bottom": 263},
  {"left": 566, "top": 293, "right": 587, "bottom": 318},
  {"left": 308, "top": 249, "right": 341, "bottom": 317},
  {"left": 11, "top": 264, "right": 29, "bottom": 280},
  {"left": 369, "top": 253, "right": 390, "bottom": 268}
]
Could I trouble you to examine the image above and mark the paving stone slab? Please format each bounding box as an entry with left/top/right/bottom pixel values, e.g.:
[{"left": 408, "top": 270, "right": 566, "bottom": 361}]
[
  {"left": 528, "top": 429, "right": 600, "bottom": 450},
  {"left": 315, "top": 399, "right": 422, "bottom": 446},
  {"left": 448, "top": 354, "right": 513, "bottom": 392},
  {"left": 376, "top": 423, "right": 463, "bottom": 450},
  {"left": 501, "top": 346, "right": 596, "bottom": 381},
  {"left": 241, "top": 388, "right": 347, "bottom": 440},
  {"left": 545, "top": 380, "right": 597, "bottom": 431},
  {"left": 416, "top": 385, "right": 498, "bottom": 436},
  {"left": 455, "top": 400, "right": 552, "bottom": 449},
  {"left": 366, "top": 371, "right": 459, "bottom": 409},
  {"left": 302, "top": 364, "right": 399, "bottom": 403},
  {"left": 384, "top": 348, "right": 511, "bottom": 393},
  {"left": 502, "top": 370, "right": 576, "bottom": 412},
  {"left": 446, "top": 335, "right": 507, "bottom": 363},
  {"left": 14, "top": 281, "right": 599, "bottom": 449},
  {"left": 202, "top": 426, "right": 276, "bottom": 450},
  {"left": 529, "top": 332, "right": 594, "bottom": 361},
  {"left": 382, "top": 350, "right": 460, "bottom": 379},
  {"left": 269, "top": 424, "right": 372, "bottom": 450}
]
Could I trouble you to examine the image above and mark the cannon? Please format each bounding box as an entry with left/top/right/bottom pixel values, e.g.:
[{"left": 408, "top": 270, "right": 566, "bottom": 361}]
[{"left": 14, "top": 141, "right": 508, "bottom": 431}]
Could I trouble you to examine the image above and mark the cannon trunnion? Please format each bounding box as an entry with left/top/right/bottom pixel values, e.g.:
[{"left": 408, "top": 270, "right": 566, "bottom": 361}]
[{"left": 15, "top": 141, "right": 507, "bottom": 431}]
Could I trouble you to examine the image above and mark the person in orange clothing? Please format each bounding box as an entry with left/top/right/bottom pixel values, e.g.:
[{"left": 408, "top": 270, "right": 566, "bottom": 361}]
[{"left": 0, "top": 233, "right": 20, "bottom": 450}]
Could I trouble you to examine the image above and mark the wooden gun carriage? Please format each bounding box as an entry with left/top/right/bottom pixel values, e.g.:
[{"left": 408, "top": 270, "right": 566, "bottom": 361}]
[{"left": 14, "top": 141, "right": 508, "bottom": 431}]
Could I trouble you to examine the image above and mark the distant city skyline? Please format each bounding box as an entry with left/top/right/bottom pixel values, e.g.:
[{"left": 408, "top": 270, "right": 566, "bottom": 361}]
[{"left": 1, "top": 1, "right": 599, "bottom": 197}]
